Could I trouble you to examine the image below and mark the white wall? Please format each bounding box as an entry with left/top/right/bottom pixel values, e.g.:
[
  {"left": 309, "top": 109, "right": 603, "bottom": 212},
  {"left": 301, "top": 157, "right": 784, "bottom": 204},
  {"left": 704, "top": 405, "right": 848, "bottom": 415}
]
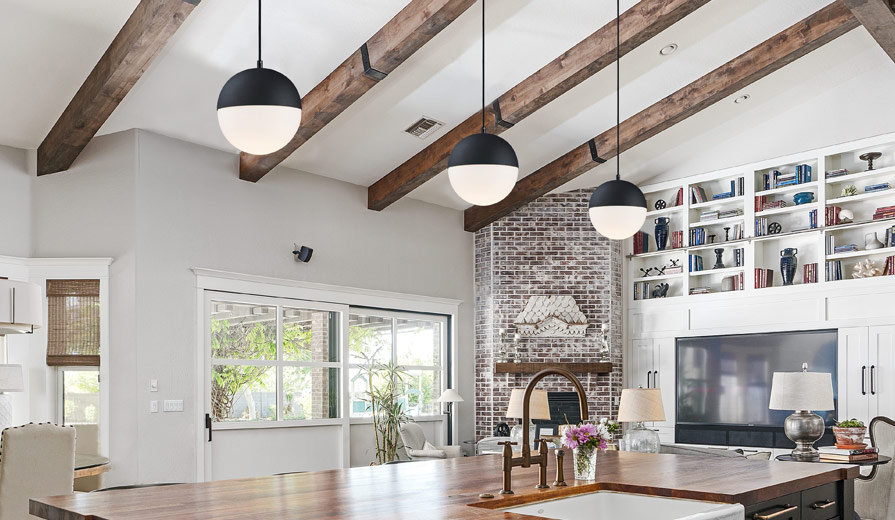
[
  {"left": 28, "top": 129, "right": 474, "bottom": 485},
  {"left": 0, "top": 144, "right": 31, "bottom": 257}
]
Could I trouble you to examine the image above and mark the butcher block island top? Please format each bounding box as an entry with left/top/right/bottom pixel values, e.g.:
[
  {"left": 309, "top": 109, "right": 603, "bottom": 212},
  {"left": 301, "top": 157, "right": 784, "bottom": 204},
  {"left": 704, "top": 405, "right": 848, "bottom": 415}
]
[{"left": 31, "top": 451, "right": 858, "bottom": 520}]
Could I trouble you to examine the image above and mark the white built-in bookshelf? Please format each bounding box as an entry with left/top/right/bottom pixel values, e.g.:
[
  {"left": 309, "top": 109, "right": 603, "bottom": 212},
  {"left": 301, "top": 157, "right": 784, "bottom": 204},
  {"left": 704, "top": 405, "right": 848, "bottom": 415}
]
[{"left": 628, "top": 132, "right": 895, "bottom": 303}]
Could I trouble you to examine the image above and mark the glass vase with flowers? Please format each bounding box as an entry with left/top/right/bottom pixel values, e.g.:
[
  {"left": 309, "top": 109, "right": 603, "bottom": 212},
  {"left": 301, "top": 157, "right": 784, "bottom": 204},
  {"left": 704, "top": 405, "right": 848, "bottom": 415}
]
[{"left": 561, "top": 422, "right": 609, "bottom": 481}]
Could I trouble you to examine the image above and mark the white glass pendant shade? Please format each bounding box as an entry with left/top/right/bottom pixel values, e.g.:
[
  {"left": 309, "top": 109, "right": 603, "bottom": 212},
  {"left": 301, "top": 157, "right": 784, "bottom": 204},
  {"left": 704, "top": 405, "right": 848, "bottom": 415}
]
[
  {"left": 587, "top": 178, "right": 647, "bottom": 239},
  {"left": 448, "top": 132, "right": 519, "bottom": 206},
  {"left": 217, "top": 105, "right": 302, "bottom": 155}
]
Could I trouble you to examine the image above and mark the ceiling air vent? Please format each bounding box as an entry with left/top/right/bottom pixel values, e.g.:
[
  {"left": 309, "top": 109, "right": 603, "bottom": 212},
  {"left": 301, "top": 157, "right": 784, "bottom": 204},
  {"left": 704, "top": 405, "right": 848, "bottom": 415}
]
[{"left": 404, "top": 117, "right": 444, "bottom": 140}]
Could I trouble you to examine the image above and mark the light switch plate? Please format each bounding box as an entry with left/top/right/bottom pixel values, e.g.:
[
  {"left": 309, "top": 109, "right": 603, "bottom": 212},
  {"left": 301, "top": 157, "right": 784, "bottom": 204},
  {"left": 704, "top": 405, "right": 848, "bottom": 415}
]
[
  {"left": 163, "top": 400, "right": 184, "bottom": 412},
  {"left": 150, "top": 400, "right": 158, "bottom": 413},
  {"left": 150, "top": 379, "right": 158, "bottom": 392}
]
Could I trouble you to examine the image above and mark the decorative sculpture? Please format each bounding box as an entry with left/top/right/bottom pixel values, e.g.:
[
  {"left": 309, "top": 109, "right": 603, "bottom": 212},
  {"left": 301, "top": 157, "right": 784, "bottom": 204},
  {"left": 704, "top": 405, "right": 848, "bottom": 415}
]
[
  {"left": 853, "top": 259, "right": 881, "bottom": 278},
  {"left": 514, "top": 296, "right": 588, "bottom": 337}
]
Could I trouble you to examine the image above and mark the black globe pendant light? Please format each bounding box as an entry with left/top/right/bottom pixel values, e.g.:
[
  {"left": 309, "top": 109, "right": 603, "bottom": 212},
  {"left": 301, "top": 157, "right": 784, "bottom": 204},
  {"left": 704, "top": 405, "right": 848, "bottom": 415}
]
[
  {"left": 217, "top": 0, "right": 302, "bottom": 156},
  {"left": 588, "top": 0, "right": 647, "bottom": 239},
  {"left": 448, "top": 0, "right": 518, "bottom": 206}
]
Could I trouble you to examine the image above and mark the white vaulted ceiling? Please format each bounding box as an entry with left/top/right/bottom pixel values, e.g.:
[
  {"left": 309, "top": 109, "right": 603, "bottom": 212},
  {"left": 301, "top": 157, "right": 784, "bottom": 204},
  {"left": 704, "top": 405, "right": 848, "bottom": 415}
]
[{"left": 3, "top": 0, "right": 895, "bottom": 211}]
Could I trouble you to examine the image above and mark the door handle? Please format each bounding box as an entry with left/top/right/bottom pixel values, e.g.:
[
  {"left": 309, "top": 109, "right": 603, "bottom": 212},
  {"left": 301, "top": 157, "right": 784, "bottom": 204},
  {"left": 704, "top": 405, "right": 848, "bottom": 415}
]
[
  {"left": 862, "top": 366, "right": 867, "bottom": 395},
  {"left": 205, "top": 413, "right": 213, "bottom": 442},
  {"left": 871, "top": 365, "right": 876, "bottom": 395}
]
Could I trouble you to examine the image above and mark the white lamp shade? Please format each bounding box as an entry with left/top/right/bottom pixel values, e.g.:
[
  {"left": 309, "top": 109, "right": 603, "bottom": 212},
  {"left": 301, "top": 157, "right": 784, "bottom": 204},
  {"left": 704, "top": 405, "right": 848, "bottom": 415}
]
[
  {"left": 437, "top": 388, "right": 465, "bottom": 403},
  {"left": 0, "top": 279, "right": 42, "bottom": 333},
  {"left": 0, "top": 365, "right": 24, "bottom": 393},
  {"left": 217, "top": 105, "right": 302, "bottom": 155},
  {"left": 506, "top": 389, "right": 551, "bottom": 420},
  {"left": 447, "top": 164, "right": 518, "bottom": 206},
  {"left": 769, "top": 371, "right": 834, "bottom": 411},
  {"left": 588, "top": 205, "right": 647, "bottom": 240},
  {"left": 617, "top": 388, "right": 666, "bottom": 422}
]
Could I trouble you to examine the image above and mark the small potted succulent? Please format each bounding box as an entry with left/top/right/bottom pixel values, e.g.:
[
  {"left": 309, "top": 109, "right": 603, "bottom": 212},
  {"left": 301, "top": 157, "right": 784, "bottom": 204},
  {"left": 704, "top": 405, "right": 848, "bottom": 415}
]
[
  {"left": 832, "top": 418, "right": 867, "bottom": 448},
  {"left": 601, "top": 418, "right": 623, "bottom": 450}
]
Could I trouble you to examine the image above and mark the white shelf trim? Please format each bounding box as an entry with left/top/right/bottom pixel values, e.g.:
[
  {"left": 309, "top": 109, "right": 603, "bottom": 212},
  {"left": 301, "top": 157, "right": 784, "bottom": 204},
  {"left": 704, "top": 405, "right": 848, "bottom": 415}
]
[
  {"left": 827, "top": 188, "right": 895, "bottom": 205},
  {"left": 825, "top": 165, "right": 895, "bottom": 184},
  {"left": 689, "top": 266, "right": 745, "bottom": 277},
  {"left": 689, "top": 215, "right": 745, "bottom": 228},
  {"left": 826, "top": 245, "right": 895, "bottom": 260},
  {"left": 755, "top": 181, "right": 818, "bottom": 197}
]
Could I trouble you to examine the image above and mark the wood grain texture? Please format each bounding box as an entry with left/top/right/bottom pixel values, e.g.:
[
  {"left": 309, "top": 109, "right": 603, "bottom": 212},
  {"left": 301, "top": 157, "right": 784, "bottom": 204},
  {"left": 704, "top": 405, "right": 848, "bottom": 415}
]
[
  {"left": 366, "top": 0, "right": 711, "bottom": 211},
  {"left": 495, "top": 362, "right": 612, "bottom": 374},
  {"left": 74, "top": 463, "right": 110, "bottom": 479},
  {"left": 842, "top": 0, "right": 895, "bottom": 62},
  {"left": 37, "top": 0, "right": 199, "bottom": 176},
  {"left": 30, "top": 451, "right": 858, "bottom": 520},
  {"left": 238, "top": 0, "right": 476, "bottom": 183},
  {"left": 463, "top": 1, "right": 860, "bottom": 232}
]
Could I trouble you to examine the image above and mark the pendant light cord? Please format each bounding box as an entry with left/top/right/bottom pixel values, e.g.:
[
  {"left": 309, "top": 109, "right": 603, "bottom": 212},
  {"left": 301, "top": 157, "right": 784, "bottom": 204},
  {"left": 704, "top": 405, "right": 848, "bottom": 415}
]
[
  {"left": 616, "top": 0, "right": 621, "bottom": 181},
  {"left": 257, "top": 0, "right": 263, "bottom": 68},
  {"left": 481, "top": 0, "right": 486, "bottom": 134}
]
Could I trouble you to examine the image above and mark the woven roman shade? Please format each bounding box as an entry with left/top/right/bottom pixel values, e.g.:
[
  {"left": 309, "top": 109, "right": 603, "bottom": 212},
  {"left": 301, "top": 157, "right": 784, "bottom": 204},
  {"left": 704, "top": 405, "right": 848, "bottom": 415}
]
[{"left": 46, "top": 279, "right": 100, "bottom": 366}]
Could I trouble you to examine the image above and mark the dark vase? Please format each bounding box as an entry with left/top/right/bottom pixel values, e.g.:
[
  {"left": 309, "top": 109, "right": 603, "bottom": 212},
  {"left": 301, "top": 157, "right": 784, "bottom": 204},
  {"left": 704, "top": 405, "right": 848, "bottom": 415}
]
[
  {"left": 654, "top": 217, "right": 670, "bottom": 251},
  {"left": 780, "top": 248, "right": 798, "bottom": 286}
]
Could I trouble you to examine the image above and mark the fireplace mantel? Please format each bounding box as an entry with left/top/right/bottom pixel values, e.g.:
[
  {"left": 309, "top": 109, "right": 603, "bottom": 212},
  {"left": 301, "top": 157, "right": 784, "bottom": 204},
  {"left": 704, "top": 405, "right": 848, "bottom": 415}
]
[{"left": 494, "top": 362, "right": 612, "bottom": 375}]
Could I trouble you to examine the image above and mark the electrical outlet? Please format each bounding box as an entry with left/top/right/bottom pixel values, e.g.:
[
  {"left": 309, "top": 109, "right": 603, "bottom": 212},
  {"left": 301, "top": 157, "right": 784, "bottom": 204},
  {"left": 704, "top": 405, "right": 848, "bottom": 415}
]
[
  {"left": 163, "top": 400, "right": 184, "bottom": 412},
  {"left": 150, "top": 400, "right": 158, "bottom": 413},
  {"left": 150, "top": 379, "right": 158, "bottom": 392}
]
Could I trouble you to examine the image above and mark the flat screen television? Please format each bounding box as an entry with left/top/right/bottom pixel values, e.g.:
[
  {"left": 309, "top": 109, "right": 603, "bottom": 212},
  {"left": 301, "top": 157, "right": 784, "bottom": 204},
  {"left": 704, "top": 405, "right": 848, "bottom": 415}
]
[{"left": 676, "top": 330, "right": 838, "bottom": 446}]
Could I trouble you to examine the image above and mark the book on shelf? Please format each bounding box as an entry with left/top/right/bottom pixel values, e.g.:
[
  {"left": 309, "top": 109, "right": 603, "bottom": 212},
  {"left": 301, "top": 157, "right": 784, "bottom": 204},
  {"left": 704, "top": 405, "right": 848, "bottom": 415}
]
[
  {"left": 721, "top": 272, "right": 745, "bottom": 292},
  {"left": 712, "top": 192, "right": 733, "bottom": 200},
  {"left": 833, "top": 244, "right": 859, "bottom": 254},
  {"left": 826, "top": 234, "right": 835, "bottom": 255},
  {"left": 885, "top": 255, "right": 895, "bottom": 276},
  {"left": 689, "top": 287, "right": 712, "bottom": 295},
  {"left": 755, "top": 196, "right": 767, "bottom": 212},
  {"left": 887, "top": 226, "right": 895, "bottom": 247},
  {"left": 633, "top": 231, "right": 650, "bottom": 255},
  {"left": 665, "top": 265, "right": 684, "bottom": 274},
  {"left": 865, "top": 182, "right": 890, "bottom": 193},
  {"left": 827, "top": 260, "right": 843, "bottom": 281},
  {"left": 673, "top": 187, "right": 684, "bottom": 207},
  {"left": 809, "top": 209, "right": 818, "bottom": 229},
  {"left": 689, "top": 228, "right": 707, "bottom": 246},
  {"left": 826, "top": 206, "right": 842, "bottom": 226},
  {"left": 825, "top": 168, "right": 849, "bottom": 178},
  {"left": 729, "top": 223, "right": 745, "bottom": 240},
  {"left": 718, "top": 209, "right": 743, "bottom": 219},
  {"left": 761, "top": 200, "right": 787, "bottom": 211},
  {"left": 737, "top": 176, "right": 745, "bottom": 197},
  {"left": 803, "top": 263, "right": 818, "bottom": 284},
  {"left": 754, "top": 268, "right": 774, "bottom": 288},
  {"left": 734, "top": 248, "right": 745, "bottom": 267},
  {"left": 796, "top": 164, "right": 812, "bottom": 184},
  {"left": 670, "top": 230, "right": 684, "bottom": 249},
  {"left": 700, "top": 210, "right": 720, "bottom": 221},
  {"left": 689, "top": 254, "right": 704, "bottom": 272},
  {"left": 633, "top": 281, "right": 651, "bottom": 301},
  {"left": 690, "top": 186, "right": 709, "bottom": 204},
  {"left": 755, "top": 217, "right": 768, "bottom": 237},
  {"left": 874, "top": 205, "right": 895, "bottom": 220}
]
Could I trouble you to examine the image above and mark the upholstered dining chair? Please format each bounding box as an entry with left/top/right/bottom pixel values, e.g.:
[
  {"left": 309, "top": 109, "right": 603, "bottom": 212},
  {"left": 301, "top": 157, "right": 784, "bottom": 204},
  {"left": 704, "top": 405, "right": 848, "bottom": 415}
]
[
  {"left": 73, "top": 424, "right": 103, "bottom": 492},
  {"left": 398, "top": 423, "right": 462, "bottom": 461},
  {"left": 0, "top": 423, "right": 76, "bottom": 520},
  {"left": 856, "top": 416, "right": 895, "bottom": 520}
]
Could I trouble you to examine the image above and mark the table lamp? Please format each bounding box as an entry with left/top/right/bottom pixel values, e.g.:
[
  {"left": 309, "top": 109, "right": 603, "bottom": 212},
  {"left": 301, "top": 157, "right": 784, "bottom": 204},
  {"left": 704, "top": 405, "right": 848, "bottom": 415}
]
[
  {"left": 769, "top": 364, "right": 834, "bottom": 461},
  {"left": 506, "top": 389, "right": 550, "bottom": 447},
  {"left": 437, "top": 388, "right": 464, "bottom": 445},
  {"left": 617, "top": 388, "right": 665, "bottom": 453},
  {"left": 0, "top": 364, "right": 24, "bottom": 430}
]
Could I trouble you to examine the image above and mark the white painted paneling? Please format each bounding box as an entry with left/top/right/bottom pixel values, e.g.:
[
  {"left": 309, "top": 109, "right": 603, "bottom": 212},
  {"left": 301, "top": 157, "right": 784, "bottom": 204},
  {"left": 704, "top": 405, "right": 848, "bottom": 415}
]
[
  {"left": 689, "top": 298, "right": 822, "bottom": 330},
  {"left": 630, "top": 340, "right": 653, "bottom": 390},
  {"left": 828, "top": 293, "right": 895, "bottom": 321},
  {"left": 0, "top": 145, "right": 31, "bottom": 257},
  {"left": 839, "top": 327, "right": 870, "bottom": 425},
  {"left": 870, "top": 326, "right": 895, "bottom": 421},
  {"left": 654, "top": 337, "right": 676, "bottom": 429},
  {"left": 630, "top": 308, "right": 687, "bottom": 335},
  {"left": 211, "top": 425, "right": 342, "bottom": 480}
]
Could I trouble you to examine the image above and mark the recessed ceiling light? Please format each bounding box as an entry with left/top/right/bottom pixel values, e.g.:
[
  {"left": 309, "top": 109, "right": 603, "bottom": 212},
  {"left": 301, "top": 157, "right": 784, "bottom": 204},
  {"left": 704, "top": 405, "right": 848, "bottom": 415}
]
[
  {"left": 734, "top": 94, "right": 750, "bottom": 104},
  {"left": 659, "top": 44, "right": 678, "bottom": 56}
]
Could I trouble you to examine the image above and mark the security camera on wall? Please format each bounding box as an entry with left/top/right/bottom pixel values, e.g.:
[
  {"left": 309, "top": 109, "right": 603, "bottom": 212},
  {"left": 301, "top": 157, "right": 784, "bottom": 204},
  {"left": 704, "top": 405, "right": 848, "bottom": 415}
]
[{"left": 292, "top": 244, "right": 313, "bottom": 263}]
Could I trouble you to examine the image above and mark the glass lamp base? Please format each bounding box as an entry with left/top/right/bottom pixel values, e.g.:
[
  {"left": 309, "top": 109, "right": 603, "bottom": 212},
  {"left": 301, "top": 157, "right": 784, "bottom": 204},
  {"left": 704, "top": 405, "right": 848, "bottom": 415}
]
[
  {"left": 510, "top": 424, "right": 537, "bottom": 448},
  {"left": 623, "top": 422, "right": 660, "bottom": 453}
]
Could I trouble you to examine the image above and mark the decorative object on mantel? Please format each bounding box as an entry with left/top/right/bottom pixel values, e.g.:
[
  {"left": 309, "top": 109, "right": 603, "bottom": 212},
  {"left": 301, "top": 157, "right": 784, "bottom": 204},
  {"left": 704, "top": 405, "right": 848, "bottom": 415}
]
[
  {"left": 853, "top": 259, "right": 881, "bottom": 278},
  {"left": 651, "top": 283, "right": 669, "bottom": 298},
  {"left": 780, "top": 248, "right": 798, "bottom": 286},
  {"left": 769, "top": 363, "right": 834, "bottom": 462},
  {"left": 514, "top": 296, "right": 588, "bottom": 337},
  {"left": 865, "top": 232, "right": 885, "bottom": 250},
  {"left": 598, "top": 324, "right": 610, "bottom": 355},
  {"left": 654, "top": 217, "right": 669, "bottom": 251},
  {"left": 859, "top": 151, "right": 882, "bottom": 171},
  {"left": 654, "top": 199, "right": 666, "bottom": 210},
  {"left": 0, "top": 365, "right": 24, "bottom": 430},
  {"left": 713, "top": 248, "right": 725, "bottom": 269},
  {"left": 497, "top": 329, "right": 521, "bottom": 363},
  {"left": 618, "top": 388, "right": 665, "bottom": 454},
  {"left": 842, "top": 185, "right": 858, "bottom": 197}
]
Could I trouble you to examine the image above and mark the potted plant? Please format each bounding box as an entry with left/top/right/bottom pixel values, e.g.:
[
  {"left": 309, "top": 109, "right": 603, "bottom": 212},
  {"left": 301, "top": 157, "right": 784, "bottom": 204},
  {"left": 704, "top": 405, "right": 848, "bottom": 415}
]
[
  {"left": 561, "top": 422, "right": 608, "bottom": 481},
  {"left": 361, "top": 358, "right": 410, "bottom": 465},
  {"left": 832, "top": 418, "right": 867, "bottom": 448},
  {"left": 601, "top": 418, "right": 622, "bottom": 450}
]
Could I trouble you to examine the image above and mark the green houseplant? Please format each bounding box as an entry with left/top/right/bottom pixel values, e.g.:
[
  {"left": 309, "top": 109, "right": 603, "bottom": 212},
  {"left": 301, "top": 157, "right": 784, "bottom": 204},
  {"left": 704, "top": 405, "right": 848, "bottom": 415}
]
[
  {"left": 360, "top": 356, "right": 411, "bottom": 464},
  {"left": 832, "top": 418, "right": 867, "bottom": 447}
]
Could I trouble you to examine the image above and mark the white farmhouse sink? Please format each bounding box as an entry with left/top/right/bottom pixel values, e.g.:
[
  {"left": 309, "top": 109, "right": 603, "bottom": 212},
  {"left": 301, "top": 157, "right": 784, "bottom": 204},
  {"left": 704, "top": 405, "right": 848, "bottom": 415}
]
[{"left": 502, "top": 490, "right": 744, "bottom": 520}]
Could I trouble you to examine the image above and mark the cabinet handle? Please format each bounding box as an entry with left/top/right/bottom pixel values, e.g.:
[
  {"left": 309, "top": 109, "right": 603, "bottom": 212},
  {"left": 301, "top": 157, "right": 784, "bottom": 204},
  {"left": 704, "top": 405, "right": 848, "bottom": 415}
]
[
  {"left": 862, "top": 366, "right": 867, "bottom": 396},
  {"left": 871, "top": 365, "right": 876, "bottom": 395},
  {"left": 646, "top": 370, "right": 652, "bottom": 388},
  {"left": 654, "top": 370, "right": 659, "bottom": 388},
  {"left": 811, "top": 499, "right": 835, "bottom": 510},
  {"left": 752, "top": 504, "right": 797, "bottom": 520}
]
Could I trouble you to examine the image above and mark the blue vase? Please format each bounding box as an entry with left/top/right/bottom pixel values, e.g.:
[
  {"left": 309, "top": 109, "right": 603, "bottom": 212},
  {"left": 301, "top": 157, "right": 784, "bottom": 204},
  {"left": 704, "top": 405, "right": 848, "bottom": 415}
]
[
  {"left": 780, "top": 248, "right": 798, "bottom": 286},
  {"left": 655, "top": 217, "right": 670, "bottom": 251}
]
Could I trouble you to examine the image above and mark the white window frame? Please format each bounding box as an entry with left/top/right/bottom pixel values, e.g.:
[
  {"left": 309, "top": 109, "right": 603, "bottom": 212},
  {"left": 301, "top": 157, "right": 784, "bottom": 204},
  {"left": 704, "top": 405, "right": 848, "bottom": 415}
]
[
  {"left": 56, "top": 366, "right": 101, "bottom": 426},
  {"left": 347, "top": 308, "right": 448, "bottom": 419}
]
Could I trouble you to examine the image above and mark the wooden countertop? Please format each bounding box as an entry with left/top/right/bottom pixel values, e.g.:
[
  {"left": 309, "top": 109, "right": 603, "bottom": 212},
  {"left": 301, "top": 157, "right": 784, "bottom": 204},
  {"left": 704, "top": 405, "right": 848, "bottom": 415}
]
[{"left": 31, "top": 451, "right": 859, "bottom": 520}]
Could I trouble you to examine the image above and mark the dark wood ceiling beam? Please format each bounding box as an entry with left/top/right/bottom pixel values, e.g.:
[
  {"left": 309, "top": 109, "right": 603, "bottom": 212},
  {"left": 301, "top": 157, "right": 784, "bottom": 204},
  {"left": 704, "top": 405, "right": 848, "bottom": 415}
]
[
  {"left": 842, "top": 0, "right": 895, "bottom": 62},
  {"left": 367, "top": 0, "right": 712, "bottom": 211},
  {"left": 238, "top": 0, "right": 476, "bottom": 183},
  {"left": 463, "top": 1, "right": 859, "bottom": 232},
  {"left": 37, "top": 0, "right": 200, "bottom": 176}
]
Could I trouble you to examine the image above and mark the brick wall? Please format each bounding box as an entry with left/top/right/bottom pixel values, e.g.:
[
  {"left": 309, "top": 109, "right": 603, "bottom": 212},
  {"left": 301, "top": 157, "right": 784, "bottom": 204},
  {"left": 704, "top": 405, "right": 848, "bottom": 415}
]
[{"left": 474, "top": 188, "right": 623, "bottom": 439}]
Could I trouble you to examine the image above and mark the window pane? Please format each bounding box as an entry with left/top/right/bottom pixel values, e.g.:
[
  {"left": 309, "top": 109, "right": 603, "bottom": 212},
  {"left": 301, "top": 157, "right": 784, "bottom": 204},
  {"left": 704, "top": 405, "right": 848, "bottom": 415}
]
[
  {"left": 349, "top": 367, "right": 371, "bottom": 416},
  {"left": 62, "top": 370, "right": 99, "bottom": 425},
  {"left": 283, "top": 308, "right": 338, "bottom": 362},
  {"left": 349, "top": 314, "right": 392, "bottom": 364},
  {"left": 396, "top": 318, "right": 442, "bottom": 366},
  {"left": 401, "top": 369, "right": 441, "bottom": 416},
  {"left": 283, "top": 367, "right": 340, "bottom": 419},
  {"left": 211, "top": 365, "right": 276, "bottom": 421},
  {"left": 211, "top": 302, "right": 276, "bottom": 360}
]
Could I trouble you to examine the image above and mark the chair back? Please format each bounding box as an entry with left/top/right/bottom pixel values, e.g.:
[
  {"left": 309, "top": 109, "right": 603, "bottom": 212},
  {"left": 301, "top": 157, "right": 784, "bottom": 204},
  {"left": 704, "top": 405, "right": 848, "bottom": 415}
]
[
  {"left": 0, "top": 423, "right": 75, "bottom": 520},
  {"left": 856, "top": 416, "right": 895, "bottom": 520},
  {"left": 399, "top": 423, "right": 426, "bottom": 451}
]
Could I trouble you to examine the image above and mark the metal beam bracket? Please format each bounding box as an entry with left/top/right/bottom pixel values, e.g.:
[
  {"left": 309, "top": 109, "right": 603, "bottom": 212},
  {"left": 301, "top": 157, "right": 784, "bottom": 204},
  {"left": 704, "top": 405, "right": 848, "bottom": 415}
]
[
  {"left": 492, "top": 100, "right": 515, "bottom": 129},
  {"left": 360, "top": 43, "right": 388, "bottom": 81},
  {"left": 589, "top": 139, "right": 607, "bottom": 164}
]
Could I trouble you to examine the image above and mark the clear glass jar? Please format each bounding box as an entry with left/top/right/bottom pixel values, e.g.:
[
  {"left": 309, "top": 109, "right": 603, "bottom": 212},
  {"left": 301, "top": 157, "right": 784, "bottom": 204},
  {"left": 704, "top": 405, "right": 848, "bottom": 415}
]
[{"left": 573, "top": 446, "right": 597, "bottom": 481}]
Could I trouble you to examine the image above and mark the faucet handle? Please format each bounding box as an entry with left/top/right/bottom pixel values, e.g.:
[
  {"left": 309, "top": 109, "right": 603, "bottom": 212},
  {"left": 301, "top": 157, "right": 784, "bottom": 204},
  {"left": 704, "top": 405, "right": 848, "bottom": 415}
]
[{"left": 498, "top": 440, "right": 518, "bottom": 447}]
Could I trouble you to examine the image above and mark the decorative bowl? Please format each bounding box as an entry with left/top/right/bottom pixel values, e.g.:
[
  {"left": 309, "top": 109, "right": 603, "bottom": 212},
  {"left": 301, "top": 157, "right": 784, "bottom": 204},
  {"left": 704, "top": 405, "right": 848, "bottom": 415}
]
[
  {"left": 832, "top": 426, "right": 867, "bottom": 447},
  {"left": 793, "top": 192, "right": 815, "bottom": 205}
]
